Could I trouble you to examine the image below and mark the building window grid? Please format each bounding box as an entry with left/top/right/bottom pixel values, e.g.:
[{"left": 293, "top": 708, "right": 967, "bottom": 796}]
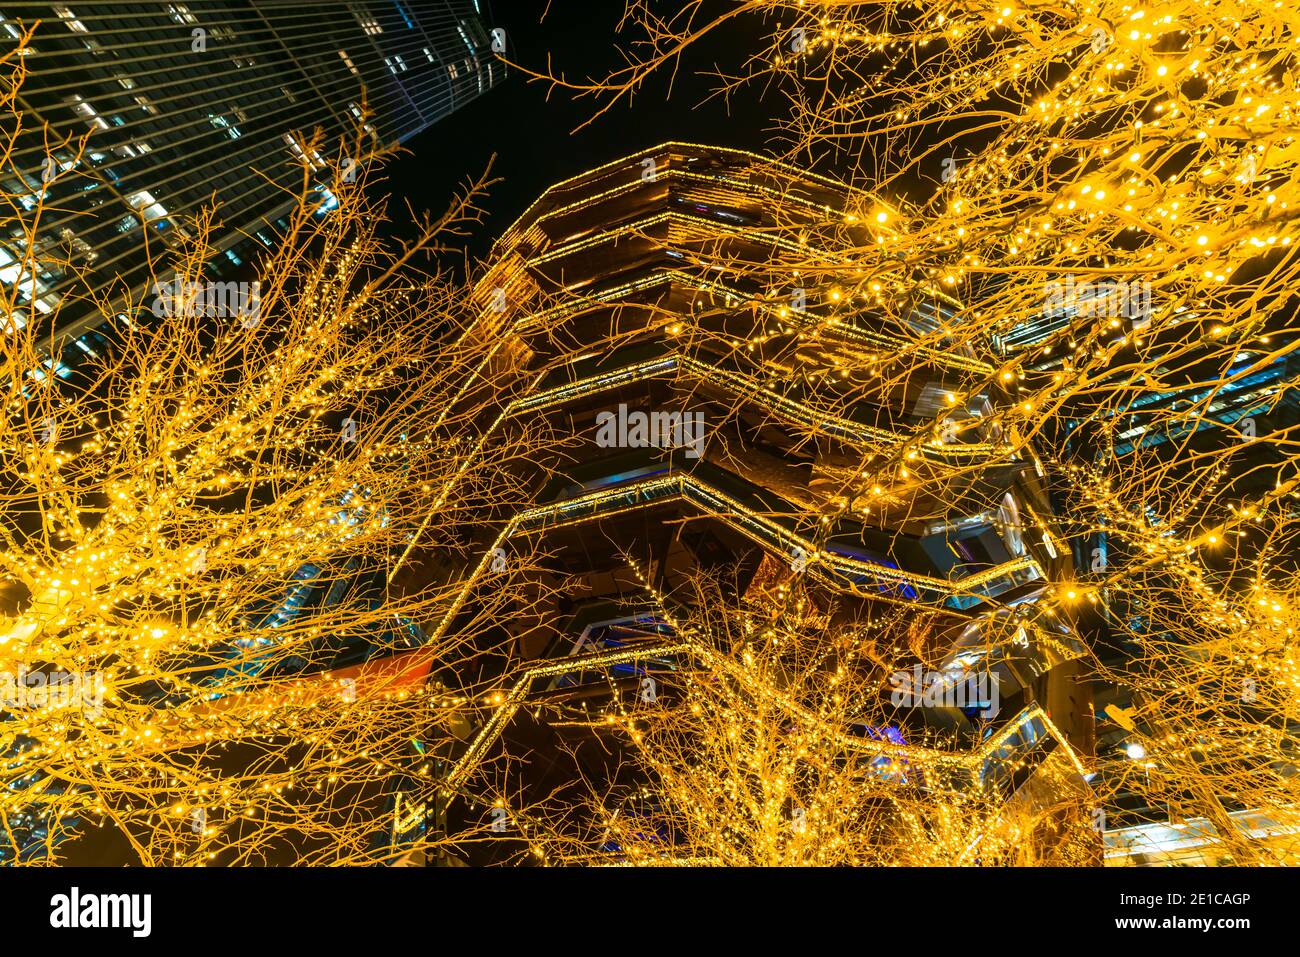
[
  {"left": 29, "top": 16, "right": 452, "bottom": 132},
  {"left": 4, "top": 0, "right": 499, "bottom": 335}
]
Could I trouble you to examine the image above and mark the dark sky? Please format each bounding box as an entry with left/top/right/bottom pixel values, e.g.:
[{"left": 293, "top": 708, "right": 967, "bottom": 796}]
[{"left": 383, "top": 0, "right": 783, "bottom": 260}]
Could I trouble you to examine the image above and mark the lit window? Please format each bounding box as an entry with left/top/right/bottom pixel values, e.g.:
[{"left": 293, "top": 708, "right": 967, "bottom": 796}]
[
  {"left": 423, "top": 46, "right": 434, "bottom": 63},
  {"left": 125, "top": 189, "right": 169, "bottom": 224},
  {"left": 357, "top": 14, "right": 382, "bottom": 35},
  {"left": 208, "top": 114, "right": 240, "bottom": 139},
  {"left": 38, "top": 356, "right": 72, "bottom": 378},
  {"left": 347, "top": 102, "right": 374, "bottom": 134},
  {"left": 282, "top": 133, "right": 325, "bottom": 170},
  {"left": 58, "top": 227, "right": 96, "bottom": 264},
  {"left": 394, "top": 54, "right": 407, "bottom": 71},
  {"left": 53, "top": 6, "right": 88, "bottom": 32},
  {"left": 313, "top": 186, "right": 339, "bottom": 216},
  {"left": 457, "top": 24, "right": 475, "bottom": 54},
  {"left": 338, "top": 50, "right": 359, "bottom": 75},
  {"left": 65, "top": 94, "right": 109, "bottom": 130}
]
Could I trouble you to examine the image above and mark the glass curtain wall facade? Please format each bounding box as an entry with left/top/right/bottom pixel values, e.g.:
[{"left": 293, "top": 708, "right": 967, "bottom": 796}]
[{"left": 0, "top": 0, "right": 502, "bottom": 346}]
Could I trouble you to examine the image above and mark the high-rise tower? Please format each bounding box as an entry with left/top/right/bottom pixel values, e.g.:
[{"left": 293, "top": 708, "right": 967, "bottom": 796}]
[{"left": 1, "top": 0, "right": 503, "bottom": 345}]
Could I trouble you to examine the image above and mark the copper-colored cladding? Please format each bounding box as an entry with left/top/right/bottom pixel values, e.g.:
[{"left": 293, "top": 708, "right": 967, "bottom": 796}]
[
  {"left": 413, "top": 144, "right": 1095, "bottom": 856},
  {"left": 446, "top": 143, "right": 1070, "bottom": 633}
]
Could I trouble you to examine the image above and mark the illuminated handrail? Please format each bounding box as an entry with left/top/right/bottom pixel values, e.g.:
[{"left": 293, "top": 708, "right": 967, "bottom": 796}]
[
  {"left": 513, "top": 471, "right": 1042, "bottom": 595},
  {"left": 442, "top": 639, "right": 1084, "bottom": 791},
  {"left": 510, "top": 347, "right": 998, "bottom": 457},
  {"left": 416, "top": 464, "right": 1047, "bottom": 659},
  {"left": 391, "top": 332, "right": 1007, "bottom": 580},
  {"left": 490, "top": 142, "right": 866, "bottom": 258}
]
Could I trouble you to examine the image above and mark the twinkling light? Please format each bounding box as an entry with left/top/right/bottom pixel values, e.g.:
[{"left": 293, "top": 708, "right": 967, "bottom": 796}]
[
  {"left": 0, "top": 40, "right": 549, "bottom": 864},
  {"left": 506, "top": 0, "right": 1300, "bottom": 864}
]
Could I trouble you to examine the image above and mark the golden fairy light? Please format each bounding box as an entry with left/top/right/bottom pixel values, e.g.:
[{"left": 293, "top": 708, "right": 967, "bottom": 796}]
[
  {"left": 0, "top": 38, "right": 554, "bottom": 864},
  {"left": 492, "top": 0, "right": 1300, "bottom": 865}
]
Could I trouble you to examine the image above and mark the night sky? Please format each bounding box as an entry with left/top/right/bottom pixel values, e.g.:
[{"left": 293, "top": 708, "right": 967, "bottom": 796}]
[{"left": 383, "top": 0, "right": 783, "bottom": 260}]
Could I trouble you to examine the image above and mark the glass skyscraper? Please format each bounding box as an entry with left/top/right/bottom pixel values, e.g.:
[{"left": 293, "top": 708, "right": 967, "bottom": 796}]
[{"left": 1, "top": 0, "right": 502, "bottom": 346}]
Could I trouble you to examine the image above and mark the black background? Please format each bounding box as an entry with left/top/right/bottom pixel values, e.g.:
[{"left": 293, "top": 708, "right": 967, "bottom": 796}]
[{"left": 384, "top": 0, "right": 780, "bottom": 259}]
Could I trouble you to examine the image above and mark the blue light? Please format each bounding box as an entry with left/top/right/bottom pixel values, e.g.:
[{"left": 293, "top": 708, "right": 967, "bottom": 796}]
[{"left": 312, "top": 186, "right": 339, "bottom": 216}]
